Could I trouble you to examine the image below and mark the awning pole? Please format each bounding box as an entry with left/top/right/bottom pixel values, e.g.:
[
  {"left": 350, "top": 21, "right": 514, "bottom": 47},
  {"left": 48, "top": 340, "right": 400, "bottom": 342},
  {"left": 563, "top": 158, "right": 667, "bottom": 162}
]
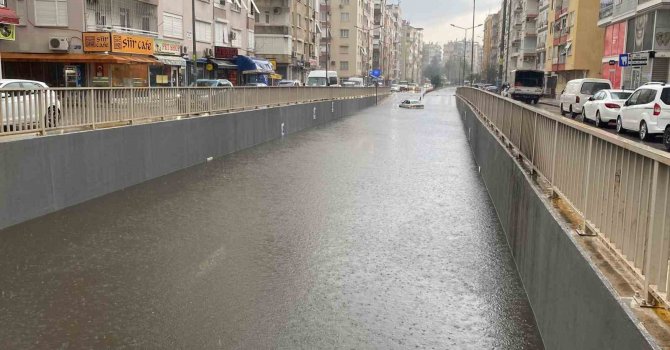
[{"left": 0, "top": 52, "right": 3, "bottom": 79}]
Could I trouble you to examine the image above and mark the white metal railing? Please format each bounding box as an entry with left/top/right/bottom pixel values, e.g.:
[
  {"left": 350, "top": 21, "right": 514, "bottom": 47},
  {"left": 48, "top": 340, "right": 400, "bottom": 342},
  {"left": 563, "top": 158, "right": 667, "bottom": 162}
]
[
  {"left": 0, "top": 87, "right": 388, "bottom": 137},
  {"left": 457, "top": 87, "right": 670, "bottom": 308}
]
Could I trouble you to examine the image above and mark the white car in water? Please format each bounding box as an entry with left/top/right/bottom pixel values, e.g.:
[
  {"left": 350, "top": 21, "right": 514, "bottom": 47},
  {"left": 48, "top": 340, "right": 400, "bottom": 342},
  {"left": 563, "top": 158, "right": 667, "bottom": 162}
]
[
  {"left": 399, "top": 99, "right": 424, "bottom": 109},
  {"left": 0, "top": 79, "right": 60, "bottom": 131},
  {"left": 581, "top": 89, "right": 633, "bottom": 128}
]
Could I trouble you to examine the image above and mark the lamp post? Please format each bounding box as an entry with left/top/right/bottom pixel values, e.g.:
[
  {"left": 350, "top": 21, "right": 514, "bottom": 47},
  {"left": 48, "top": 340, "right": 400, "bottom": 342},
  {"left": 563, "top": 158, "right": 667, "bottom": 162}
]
[
  {"left": 471, "top": 0, "right": 476, "bottom": 86},
  {"left": 325, "top": 0, "right": 330, "bottom": 86},
  {"left": 451, "top": 23, "right": 482, "bottom": 86},
  {"left": 191, "top": 0, "right": 197, "bottom": 84}
]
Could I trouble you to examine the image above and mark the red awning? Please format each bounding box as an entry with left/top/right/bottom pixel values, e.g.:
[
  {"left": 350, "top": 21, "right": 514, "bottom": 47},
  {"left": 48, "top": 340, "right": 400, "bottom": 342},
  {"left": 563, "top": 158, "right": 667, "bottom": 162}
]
[{"left": 0, "top": 7, "right": 19, "bottom": 25}]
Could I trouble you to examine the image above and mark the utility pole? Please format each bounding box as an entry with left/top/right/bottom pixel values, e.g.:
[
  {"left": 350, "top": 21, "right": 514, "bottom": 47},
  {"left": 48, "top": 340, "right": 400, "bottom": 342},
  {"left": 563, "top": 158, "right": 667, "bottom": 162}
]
[
  {"left": 325, "top": 0, "right": 330, "bottom": 86},
  {"left": 505, "top": 0, "right": 511, "bottom": 83},
  {"left": 471, "top": 0, "right": 475, "bottom": 86},
  {"left": 191, "top": 0, "right": 197, "bottom": 84},
  {"left": 498, "top": 0, "right": 507, "bottom": 86},
  {"left": 462, "top": 31, "right": 467, "bottom": 85}
]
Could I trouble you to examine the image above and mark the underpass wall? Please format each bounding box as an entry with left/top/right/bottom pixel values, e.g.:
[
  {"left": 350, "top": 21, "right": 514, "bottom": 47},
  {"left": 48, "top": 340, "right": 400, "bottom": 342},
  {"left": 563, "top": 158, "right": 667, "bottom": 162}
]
[
  {"left": 0, "top": 97, "right": 378, "bottom": 230},
  {"left": 456, "top": 98, "right": 656, "bottom": 350}
]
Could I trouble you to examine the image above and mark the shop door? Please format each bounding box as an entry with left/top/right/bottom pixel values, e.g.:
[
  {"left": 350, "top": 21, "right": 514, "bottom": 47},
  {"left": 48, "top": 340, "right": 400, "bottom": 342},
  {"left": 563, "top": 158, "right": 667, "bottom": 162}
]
[{"left": 171, "top": 67, "right": 180, "bottom": 87}]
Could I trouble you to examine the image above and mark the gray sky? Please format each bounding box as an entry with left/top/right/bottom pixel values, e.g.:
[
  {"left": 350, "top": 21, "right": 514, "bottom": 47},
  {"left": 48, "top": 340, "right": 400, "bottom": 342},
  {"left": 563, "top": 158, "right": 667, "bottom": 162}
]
[{"left": 394, "top": 0, "right": 502, "bottom": 45}]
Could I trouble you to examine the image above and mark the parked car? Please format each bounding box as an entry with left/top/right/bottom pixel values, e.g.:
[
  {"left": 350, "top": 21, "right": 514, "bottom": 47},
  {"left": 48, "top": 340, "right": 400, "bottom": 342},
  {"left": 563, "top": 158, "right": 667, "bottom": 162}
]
[
  {"left": 399, "top": 99, "right": 424, "bottom": 109},
  {"left": 390, "top": 84, "right": 401, "bottom": 92},
  {"left": 485, "top": 85, "right": 499, "bottom": 93},
  {"left": 560, "top": 78, "right": 612, "bottom": 117},
  {"left": 582, "top": 89, "right": 633, "bottom": 128},
  {"left": 277, "top": 80, "right": 301, "bottom": 87},
  {"left": 0, "top": 79, "right": 60, "bottom": 130},
  {"left": 192, "top": 79, "right": 233, "bottom": 87},
  {"left": 617, "top": 84, "right": 670, "bottom": 142},
  {"left": 245, "top": 83, "right": 268, "bottom": 87}
]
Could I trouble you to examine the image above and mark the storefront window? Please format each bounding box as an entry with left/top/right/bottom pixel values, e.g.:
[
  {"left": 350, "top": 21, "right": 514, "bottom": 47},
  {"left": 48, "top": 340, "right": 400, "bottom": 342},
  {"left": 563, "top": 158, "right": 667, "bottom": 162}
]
[{"left": 111, "top": 64, "right": 149, "bottom": 87}]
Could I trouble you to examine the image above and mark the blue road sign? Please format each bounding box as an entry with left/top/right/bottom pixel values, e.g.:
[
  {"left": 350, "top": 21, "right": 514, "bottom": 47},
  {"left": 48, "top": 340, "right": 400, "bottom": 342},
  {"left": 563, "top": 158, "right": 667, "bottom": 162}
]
[
  {"left": 619, "top": 54, "right": 629, "bottom": 67},
  {"left": 370, "top": 69, "right": 382, "bottom": 78}
]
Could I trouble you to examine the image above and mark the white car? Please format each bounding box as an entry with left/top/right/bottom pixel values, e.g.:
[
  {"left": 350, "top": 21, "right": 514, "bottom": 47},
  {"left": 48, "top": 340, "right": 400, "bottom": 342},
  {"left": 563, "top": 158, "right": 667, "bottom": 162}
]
[
  {"left": 390, "top": 85, "right": 401, "bottom": 92},
  {"left": 617, "top": 84, "right": 670, "bottom": 142},
  {"left": 582, "top": 89, "right": 633, "bottom": 128},
  {"left": 0, "top": 79, "right": 60, "bottom": 131},
  {"left": 399, "top": 99, "right": 424, "bottom": 109},
  {"left": 560, "top": 78, "right": 612, "bottom": 117},
  {"left": 278, "top": 80, "right": 301, "bottom": 87}
]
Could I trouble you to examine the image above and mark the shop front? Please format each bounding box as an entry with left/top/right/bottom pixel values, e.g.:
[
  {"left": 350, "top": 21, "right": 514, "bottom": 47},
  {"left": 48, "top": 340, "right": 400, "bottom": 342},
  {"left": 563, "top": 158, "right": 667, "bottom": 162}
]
[
  {"left": 621, "top": 10, "right": 670, "bottom": 89},
  {"left": 151, "top": 40, "right": 187, "bottom": 87}
]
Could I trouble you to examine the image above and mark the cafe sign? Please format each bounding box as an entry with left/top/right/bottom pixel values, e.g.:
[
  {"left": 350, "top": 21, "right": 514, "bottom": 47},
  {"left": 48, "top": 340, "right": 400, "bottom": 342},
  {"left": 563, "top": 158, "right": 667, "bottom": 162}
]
[
  {"left": 155, "top": 39, "right": 181, "bottom": 55},
  {"left": 215, "top": 46, "right": 238, "bottom": 59},
  {"left": 83, "top": 32, "right": 154, "bottom": 55}
]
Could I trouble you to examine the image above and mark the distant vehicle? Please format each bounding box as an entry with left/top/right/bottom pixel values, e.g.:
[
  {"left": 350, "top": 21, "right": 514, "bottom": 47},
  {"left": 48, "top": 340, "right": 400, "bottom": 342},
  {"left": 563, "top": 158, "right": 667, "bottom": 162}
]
[
  {"left": 390, "top": 84, "right": 401, "bottom": 92},
  {"left": 398, "top": 81, "right": 409, "bottom": 91},
  {"left": 245, "top": 82, "right": 268, "bottom": 87},
  {"left": 346, "top": 77, "right": 365, "bottom": 87},
  {"left": 617, "top": 84, "right": 670, "bottom": 143},
  {"left": 278, "top": 80, "right": 301, "bottom": 87},
  {"left": 506, "top": 70, "right": 544, "bottom": 104},
  {"left": 408, "top": 83, "right": 419, "bottom": 92},
  {"left": 399, "top": 99, "right": 424, "bottom": 109},
  {"left": 193, "top": 79, "right": 233, "bottom": 87},
  {"left": 485, "top": 85, "right": 499, "bottom": 93},
  {"left": 582, "top": 89, "right": 633, "bottom": 128},
  {"left": 0, "top": 79, "right": 61, "bottom": 129},
  {"left": 560, "top": 78, "right": 612, "bottom": 118},
  {"left": 307, "top": 70, "right": 339, "bottom": 87}
]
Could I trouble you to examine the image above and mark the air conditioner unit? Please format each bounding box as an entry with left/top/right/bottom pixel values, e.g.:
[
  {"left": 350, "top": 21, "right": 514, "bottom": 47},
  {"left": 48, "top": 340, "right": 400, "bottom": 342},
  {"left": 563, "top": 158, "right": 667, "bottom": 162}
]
[
  {"left": 181, "top": 46, "right": 188, "bottom": 55},
  {"left": 273, "top": 7, "right": 281, "bottom": 15},
  {"left": 49, "top": 37, "right": 69, "bottom": 51},
  {"left": 229, "top": 31, "right": 237, "bottom": 41},
  {"left": 204, "top": 48, "right": 213, "bottom": 57}
]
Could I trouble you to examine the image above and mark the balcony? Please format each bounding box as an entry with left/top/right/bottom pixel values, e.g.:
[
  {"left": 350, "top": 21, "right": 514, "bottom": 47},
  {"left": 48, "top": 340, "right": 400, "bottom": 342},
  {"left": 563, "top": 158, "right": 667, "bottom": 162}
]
[
  {"left": 599, "top": 0, "right": 613, "bottom": 20},
  {"left": 85, "top": 0, "right": 158, "bottom": 36},
  {"left": 255, "top": 25, "right": 291, "bottom": 36}
]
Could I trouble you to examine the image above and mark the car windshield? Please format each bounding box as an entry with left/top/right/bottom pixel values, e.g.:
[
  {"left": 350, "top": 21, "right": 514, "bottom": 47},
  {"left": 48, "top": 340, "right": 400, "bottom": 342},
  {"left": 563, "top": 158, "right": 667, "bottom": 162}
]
[
  {"left": 610, "top": 92, "right": 632, "bottom": 100},
  {"left": 307, "top": 77, "right": 327, "bottom": 86},
  {"left": 581, "top": 82, "right": 610, "bottom": 95},
  {"left": 195, "top": 80, "right": 217, "bottom": 87},
  {"left": 278, "top": 81, "right": 294, "bottom": 86}
]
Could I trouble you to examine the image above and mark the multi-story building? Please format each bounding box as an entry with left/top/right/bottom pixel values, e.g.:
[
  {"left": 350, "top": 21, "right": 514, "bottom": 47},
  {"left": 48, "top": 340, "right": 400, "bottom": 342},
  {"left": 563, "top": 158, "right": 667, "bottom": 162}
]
[
  {"left": 319, "top": 0, "right": 374, "bottom": 81},
  {"left": 536, "top": 0, "right": 549, "bottom": 71},
  {"left": 385, "top": 3, "right": 402, "bottom": 82},
  {"left": 483, "top": 13, "right": 501, "bottom": 83},
  {"left": 506, "top": 0, "right": 539, "bottom": 81},
  {"left": 542, "top": 0, "right": 605, "bottom": 93},
  {"left": 423, "top": 42, "right": 443, "bottom": 66},
  {"left": 255, "top": 0, "right": 319, "bottom": 82},
  {"left": 400, "top": 20, "right": 423, "bottom": 83},
  {"left": 0, "top": 0, "right": 263, "bottom": 87},
  {"left": 597, "top": 0, "right": 669, "bottom": 89}
]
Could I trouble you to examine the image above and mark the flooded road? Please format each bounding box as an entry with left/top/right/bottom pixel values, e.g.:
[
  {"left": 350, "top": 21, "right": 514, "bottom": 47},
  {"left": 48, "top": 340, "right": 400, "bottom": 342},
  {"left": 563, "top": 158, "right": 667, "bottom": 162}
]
[{"left": 0, "top": 88, "right": 543, "bottom": 349}]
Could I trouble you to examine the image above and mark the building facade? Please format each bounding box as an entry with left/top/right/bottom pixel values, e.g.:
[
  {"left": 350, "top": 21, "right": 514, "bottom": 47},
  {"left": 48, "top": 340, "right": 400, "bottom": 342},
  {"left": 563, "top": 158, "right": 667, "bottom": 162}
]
[
  {"left": 385, "top": 3, "right": 402, "bottom": 83},
  {"left": 483, "top": 13, "right": 501, "bottom": 83},
  {"left": 255, "top": 0, "right": 319, "bottom": 82},
  {"left": 400, "top": 20, "right": 423, "bottom": 83},
  {"left": 506, "top": 0, "right": 539, "bottom": 81}
]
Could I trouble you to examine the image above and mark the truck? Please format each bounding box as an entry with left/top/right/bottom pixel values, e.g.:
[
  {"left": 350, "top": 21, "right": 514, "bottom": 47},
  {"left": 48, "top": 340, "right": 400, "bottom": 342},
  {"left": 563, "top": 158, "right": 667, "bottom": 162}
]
[
  {"left": 307, "top": 70, "right": 339, "bottom": 87},
  {"left": 504, "top": 70, "right": 544, "bottom": 104}
]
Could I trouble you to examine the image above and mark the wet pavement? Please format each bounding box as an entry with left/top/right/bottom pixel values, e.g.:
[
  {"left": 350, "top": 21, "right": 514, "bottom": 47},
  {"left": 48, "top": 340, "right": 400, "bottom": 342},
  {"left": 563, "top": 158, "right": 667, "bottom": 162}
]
[{"left": 0, "top": 88, "right": 543, "bottom": 349}]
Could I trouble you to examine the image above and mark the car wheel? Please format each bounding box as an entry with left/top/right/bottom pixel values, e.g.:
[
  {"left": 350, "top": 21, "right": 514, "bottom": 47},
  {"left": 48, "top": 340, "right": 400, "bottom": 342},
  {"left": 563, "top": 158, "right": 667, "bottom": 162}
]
[
  {"left": 569, "top": 105, "right": 576, "bottom": 119},
  {"left": 560, "top": 104, "right": 566, "bottom": 116},
  {"left": 44, "top": 106, "right": 60, "bottom": 128},
  {"left": 639, "top": 121, "right": 649, "bottom": 141},
  {"left": 616, "top": 117, "right": 624, "bottom": 134},
  {"left": 595, "top": 111, "right": 603, "bottom": 128},
  {"left": 664, "top": 127, "right": 670, "bottom": 151}
]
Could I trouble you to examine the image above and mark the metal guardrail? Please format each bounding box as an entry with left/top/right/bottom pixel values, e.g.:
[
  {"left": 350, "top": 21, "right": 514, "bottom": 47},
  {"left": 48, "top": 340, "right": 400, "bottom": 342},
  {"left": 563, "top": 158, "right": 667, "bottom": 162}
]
[
  {"left": 456, "top": 87, "right": 670, "bottom": 308},
  {"left": 0, "top": 87, "right": 389, "bottom": 137}
]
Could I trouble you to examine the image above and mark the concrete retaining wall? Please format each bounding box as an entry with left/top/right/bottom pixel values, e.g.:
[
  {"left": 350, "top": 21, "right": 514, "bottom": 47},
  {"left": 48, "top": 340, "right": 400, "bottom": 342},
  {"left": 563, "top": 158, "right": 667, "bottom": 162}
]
[
  {"left": 456, "top": 98, "right": 656, "bottom": 349},
  {"left": 0, "top": 97, "right": 378, "bottom": 230}
]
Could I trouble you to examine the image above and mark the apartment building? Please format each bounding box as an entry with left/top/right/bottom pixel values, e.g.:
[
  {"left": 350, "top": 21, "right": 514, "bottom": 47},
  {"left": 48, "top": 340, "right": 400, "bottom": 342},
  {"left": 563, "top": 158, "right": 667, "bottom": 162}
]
[
  {"left": 505, "top": 0, "right": 539, "bottom": 81},
  {"left": 254, "top": 0, "right": 319, "bottom": 82},
  {"left": 423, "top": 42, "right": 443, "bottom": 67},
  {"left": 598, "top": 0, "right": 669, "bottom": 89},
  {"left": 483, "top": 13, "right": 501, "bottom": 83},
  {"left": 542, "top": 0, "right": 604, "bottom": 93},
  {"left": 400, "top": 20, "right": 423, "bottom": 83},
  {"left": 385, "top": 3, "right": 402, "bottom": 82},
  {"left": 0, "top": 0, "right": 264, "bottom": 87}
]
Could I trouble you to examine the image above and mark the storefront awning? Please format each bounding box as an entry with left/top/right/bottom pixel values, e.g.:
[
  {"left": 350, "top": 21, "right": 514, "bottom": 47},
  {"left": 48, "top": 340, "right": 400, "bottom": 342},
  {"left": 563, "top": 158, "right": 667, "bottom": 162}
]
[
  {"left": 154, "top": 55, "right": 187, "bottom": 67},
  {"left": 0, "top": 7, "right": 19, "bottom": 25},
  {"left": 210, "top": 59, "right": 237, "bottom": 69},
  {"left": 234, "top": 55, "right": 274, "bottom": 75},
  {"left": 0, "top": 52, "right": 160, "bottom": 64}
]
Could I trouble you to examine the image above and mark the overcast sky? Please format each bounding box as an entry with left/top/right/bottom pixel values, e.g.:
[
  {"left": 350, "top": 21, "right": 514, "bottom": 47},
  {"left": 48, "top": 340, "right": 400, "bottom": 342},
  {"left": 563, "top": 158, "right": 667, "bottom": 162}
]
[{"left": 394, "top": 0, "right": 502, "bottom": 45}]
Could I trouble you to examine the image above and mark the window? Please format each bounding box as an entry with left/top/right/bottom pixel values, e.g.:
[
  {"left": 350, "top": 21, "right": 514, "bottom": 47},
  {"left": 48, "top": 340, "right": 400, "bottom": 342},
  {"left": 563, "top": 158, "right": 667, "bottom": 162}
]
[
  {"left": 341, "top": 12, "right": 349, "bottom": 22},
  {"left": 163, "top": 13, "right": 183, "bottom": 39},
  {"left": 119, "top": 8, "right": 130, "bottom": 28},
  {"left": 231, "top": 1, "right": 241, "bottom": 12},
  {"left": 340, "top": 29, "right": 349, "bottom": 38},
  {"left": 265, "top": 11, "right": 270, "bottom": 24},
  {"left": 661, "top": 88, "right": 670, "bottom": 105},
  {"left": 215, "top": 22, "right": 228, "bottom": 45},
  {"left": 628, "top": 90, "right": 642, "bottom": 105},
  {"left": 341, "top": 0, "right": 349, "bottom": 4},
  {"left": 34, "top": 0, "right": 68, "bottom": 27},
  {"left": 96, "top": 12, "right": 107, "bottom": 26},
  {"left": 232, "top": 29, "right": 242, "bottom": 47},
  {"left": 639, "top": 89, "right": 657, "bottom": 104},
  {"left": 248, "top": 30, "right": 255, "bottom": 50},
  {"left": 142, "top": 16, "right": 151, "bottom": 32},
  {"left": 580, "top": 82, "right": 610, "bottom": 95},
  {"left": 340, "top": 61, "right": 349, "bottom": 70},
  {"left": 340, "top": 45, "right": 349, "bottom": 54},
  {"left": 195, "top": 20, "right": 212, "bottom": 43}
]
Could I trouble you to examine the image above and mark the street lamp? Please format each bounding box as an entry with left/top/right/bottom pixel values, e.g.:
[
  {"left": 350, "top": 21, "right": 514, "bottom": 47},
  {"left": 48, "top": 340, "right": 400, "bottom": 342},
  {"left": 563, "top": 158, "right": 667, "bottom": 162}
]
[{"left": 451, "top": 23, "right": 482, "bottom": 86}]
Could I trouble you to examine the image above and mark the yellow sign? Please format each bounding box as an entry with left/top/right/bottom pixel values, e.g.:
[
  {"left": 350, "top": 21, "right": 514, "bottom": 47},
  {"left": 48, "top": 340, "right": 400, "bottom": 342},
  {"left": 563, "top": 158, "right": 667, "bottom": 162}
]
[
  {"left": 0, "top": 24, "right": 15, "bottom": 41},
  {"left": 269, "top": 59, "right": 277, "bottom": 71},
  {"left": 111, "top": 33, "right": 154, "bottom": 55},
  {"left": 83, "top": 32, "right": 111, "bottom": 52},
  {"left": 206, "top": 63, "right": 214, "bottom": 71}
]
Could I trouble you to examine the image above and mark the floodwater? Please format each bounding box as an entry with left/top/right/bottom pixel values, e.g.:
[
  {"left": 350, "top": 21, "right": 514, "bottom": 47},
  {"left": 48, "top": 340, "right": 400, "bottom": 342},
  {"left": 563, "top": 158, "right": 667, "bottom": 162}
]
[{"left": 0, "top": 88, "right": 543, "bottom": 349}]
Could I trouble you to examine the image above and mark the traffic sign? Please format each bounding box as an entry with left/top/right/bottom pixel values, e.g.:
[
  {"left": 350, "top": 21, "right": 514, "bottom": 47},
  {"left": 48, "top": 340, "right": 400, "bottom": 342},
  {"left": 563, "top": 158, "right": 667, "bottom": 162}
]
[
  {"left": 369, "top": 69, "right": 381, "bottom": 78},
  {"left": 619, "top": 54, "right": 629, "bottom": 67},
  {"left": 629, "top": 52, "right": 649, "bottom": 66}
]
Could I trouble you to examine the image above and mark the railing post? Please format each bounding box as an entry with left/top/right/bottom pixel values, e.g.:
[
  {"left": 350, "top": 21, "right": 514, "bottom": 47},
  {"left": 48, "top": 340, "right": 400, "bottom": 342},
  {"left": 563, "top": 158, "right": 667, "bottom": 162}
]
[
  {"left": 642, "top": 161, "right": 661, "bottom": 306},
  {"left": 550, "top": 120, "right": 559, "bottom": 186},
  {"left": 209, "top": 87, "right": 213, "bottom": 113},
  {"left": 129, "top": 88, "right": 135, "bottom": 123},
  {"left": 531, "top": 112, "right": 538, "bottom": 165},
  {"left": 88, "top": 89, "right": 95, "bottom": 128},
  {"left": 581, "top": 134, "right": 594, "bottom": 234}
]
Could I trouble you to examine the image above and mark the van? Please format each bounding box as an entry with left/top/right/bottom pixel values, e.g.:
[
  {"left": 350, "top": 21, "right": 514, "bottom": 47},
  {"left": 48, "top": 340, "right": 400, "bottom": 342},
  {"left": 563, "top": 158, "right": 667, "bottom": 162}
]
[
  {"left": 307, "top": 70, "right": 339, "bottom": 87},
  {"left": 560, "top": 78, "right": 612, "bottom": 117}
]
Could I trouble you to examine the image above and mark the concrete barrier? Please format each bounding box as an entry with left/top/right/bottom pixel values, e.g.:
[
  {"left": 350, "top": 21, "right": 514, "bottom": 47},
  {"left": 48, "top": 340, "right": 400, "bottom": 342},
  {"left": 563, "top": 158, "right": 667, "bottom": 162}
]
[
  {"left": 0, "top": 96, "right": 378, "bottom": 230},
  {"left": 456, "top": 98, "right": 656, "bottom": 349}
]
